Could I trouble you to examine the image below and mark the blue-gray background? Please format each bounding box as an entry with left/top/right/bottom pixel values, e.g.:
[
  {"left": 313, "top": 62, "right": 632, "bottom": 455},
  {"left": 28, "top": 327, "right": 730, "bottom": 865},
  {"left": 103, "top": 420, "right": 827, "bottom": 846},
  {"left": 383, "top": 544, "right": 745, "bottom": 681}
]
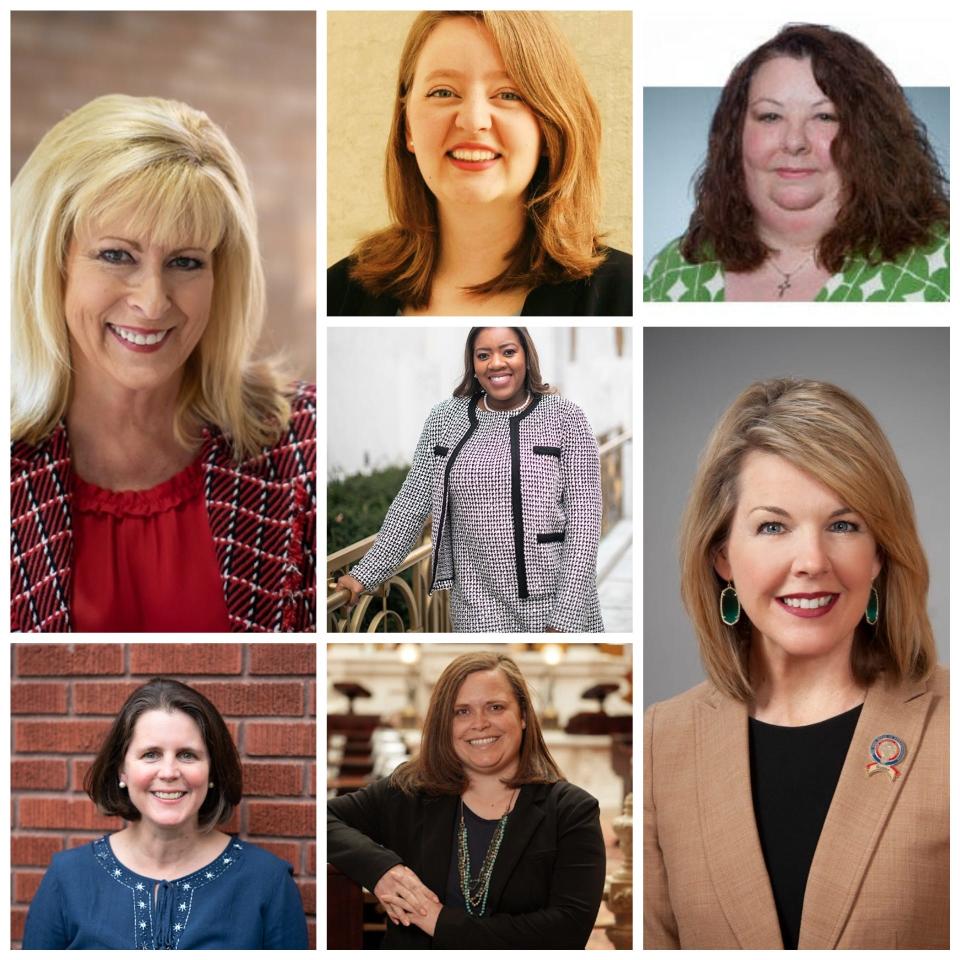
[
  {"left": 643, "top": 87, "right": 950, "bottom": 267},
  {"left": 643, "top": 327, "right": 949, "bottom": 708}
]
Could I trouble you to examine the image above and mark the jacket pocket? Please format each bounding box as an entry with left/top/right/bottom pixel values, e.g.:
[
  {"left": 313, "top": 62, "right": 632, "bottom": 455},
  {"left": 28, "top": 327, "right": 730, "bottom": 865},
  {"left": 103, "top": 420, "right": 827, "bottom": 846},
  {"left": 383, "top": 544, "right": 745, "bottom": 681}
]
[
  {"left": 537, "top": 531, "right": 565, "bottom": 544},
  {"left": 524, "top": 534, "right": 563, "bottom": 599},
  {"left": 533, "top": 445, "right": 561, "bottom": 458}
]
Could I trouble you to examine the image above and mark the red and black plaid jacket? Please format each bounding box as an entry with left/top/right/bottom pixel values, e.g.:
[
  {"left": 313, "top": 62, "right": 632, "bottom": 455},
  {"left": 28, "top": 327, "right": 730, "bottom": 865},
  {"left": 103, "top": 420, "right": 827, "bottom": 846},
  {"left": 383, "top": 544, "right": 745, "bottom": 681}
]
[{"left": 11, "top": 383, "right": 316, "bottom": 633}]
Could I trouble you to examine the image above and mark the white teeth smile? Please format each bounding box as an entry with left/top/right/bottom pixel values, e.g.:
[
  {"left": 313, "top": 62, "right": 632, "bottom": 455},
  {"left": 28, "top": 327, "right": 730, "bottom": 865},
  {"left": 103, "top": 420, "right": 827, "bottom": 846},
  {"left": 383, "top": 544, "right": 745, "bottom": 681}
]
[
  {"left": 489, "top": 375, "right": 511, "bottom": 383},
  {"left": 109, "top": 323, "right": 170, "bottom": 346},
  {"left": 781, "top": 595, "right": 835, "bottom": 609},
  {"left": 450, "top": 149, "right": 498, "bottom": 161},
  {"left": 468, "top": 736, "right": 499, "bottom": 746},
  {"left": 152, "top": 791, "right": 186, "bottom": 799}
]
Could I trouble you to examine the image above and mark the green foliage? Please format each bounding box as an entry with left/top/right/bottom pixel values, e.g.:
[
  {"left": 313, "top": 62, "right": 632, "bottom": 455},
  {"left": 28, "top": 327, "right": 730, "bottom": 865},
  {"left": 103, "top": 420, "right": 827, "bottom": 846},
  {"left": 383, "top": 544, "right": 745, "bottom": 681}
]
[
  {"left": 327, "top": 465, "right": 409, "bottom": 552},
  {"left": 327, "top": 465, "right": 416, "bottom": 632}
]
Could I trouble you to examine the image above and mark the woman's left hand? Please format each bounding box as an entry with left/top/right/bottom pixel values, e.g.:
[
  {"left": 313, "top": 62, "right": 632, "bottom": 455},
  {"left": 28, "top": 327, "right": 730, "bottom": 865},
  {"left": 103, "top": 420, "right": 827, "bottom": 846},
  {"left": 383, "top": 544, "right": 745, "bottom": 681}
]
[
  {"left": 545, "top": 626, "right": 561, "bottom": 632},
  {"left": 399, "top": 896, "right": 443, "bottom": 937}
]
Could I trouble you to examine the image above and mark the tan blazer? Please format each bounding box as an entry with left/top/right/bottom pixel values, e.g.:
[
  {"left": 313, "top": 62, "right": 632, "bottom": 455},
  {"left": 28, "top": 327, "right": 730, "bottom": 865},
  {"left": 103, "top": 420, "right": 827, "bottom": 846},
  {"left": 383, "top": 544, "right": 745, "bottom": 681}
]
[{"left": 644, "top": 666, "right": 948, "bottom": 949}]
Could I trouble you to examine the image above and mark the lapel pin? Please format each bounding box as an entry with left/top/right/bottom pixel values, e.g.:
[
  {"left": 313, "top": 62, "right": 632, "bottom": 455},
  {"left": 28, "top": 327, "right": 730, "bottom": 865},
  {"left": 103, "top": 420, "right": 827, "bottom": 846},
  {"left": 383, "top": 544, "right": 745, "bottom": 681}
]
[{"left": 865, "top": 733, "right": 906, "bottom": 780}]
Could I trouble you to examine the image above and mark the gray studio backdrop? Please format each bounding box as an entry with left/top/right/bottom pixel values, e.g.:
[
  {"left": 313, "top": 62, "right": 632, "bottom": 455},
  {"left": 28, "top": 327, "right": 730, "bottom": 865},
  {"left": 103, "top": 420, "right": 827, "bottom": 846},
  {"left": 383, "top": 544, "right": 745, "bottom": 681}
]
[
  {"left": 643, "top": 87, "right": 949, "bottom": 267},
  {"left": 643, "top": 327, "right": 949, "bottom": 707}
]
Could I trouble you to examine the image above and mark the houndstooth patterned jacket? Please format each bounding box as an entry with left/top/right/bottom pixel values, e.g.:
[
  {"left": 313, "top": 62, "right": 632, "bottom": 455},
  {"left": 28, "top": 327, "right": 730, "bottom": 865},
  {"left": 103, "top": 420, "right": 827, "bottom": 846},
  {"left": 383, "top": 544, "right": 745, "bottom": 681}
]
[
  {"left": 351, "top": 392, "right": 603, "bottom": 632},
  {"left": 10, "top": 383, "right": 316, "bottom": 633}
]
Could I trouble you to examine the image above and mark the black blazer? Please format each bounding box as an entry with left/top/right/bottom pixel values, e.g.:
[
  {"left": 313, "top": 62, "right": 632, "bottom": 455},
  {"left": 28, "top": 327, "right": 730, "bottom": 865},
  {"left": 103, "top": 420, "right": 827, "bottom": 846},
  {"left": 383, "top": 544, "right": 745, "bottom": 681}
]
[
  {"left": 326, "top": 248, "right": 633, "bottom": 316},
  {"left": 327, "top": 777, "right": 606, "bottom": 949}
]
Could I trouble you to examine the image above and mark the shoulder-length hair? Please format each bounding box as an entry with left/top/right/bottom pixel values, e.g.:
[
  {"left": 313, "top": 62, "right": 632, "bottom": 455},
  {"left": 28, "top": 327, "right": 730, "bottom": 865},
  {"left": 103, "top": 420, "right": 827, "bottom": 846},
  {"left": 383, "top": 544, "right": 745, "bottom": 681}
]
[
  {"left": 679, "top": 378, "right": 935, "bottom": 702},
  {"left": 84, "top": 677, "right": 243, "bottom": 830},
  {"left": 682, "top": 24, "right": 949, "bottom": 273},
  {"left": 12, "top": 94, "right": 291, "bottom": 460},
  {"left": 349, "top": 11, "right": 606, "bottom": 307},
  {"left": 452, "top": 326, "right": 557, "bottom": 398},
  {"left": 390, "top": 652, "right": 563, "bottom": 795}
]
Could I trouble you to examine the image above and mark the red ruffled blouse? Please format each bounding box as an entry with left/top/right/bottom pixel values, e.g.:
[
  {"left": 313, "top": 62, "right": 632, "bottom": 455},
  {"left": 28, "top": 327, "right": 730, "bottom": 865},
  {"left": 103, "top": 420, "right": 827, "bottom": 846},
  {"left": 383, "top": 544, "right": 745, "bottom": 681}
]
[{"left": 70, "top": 458, "right": 231, "bottom": 632}]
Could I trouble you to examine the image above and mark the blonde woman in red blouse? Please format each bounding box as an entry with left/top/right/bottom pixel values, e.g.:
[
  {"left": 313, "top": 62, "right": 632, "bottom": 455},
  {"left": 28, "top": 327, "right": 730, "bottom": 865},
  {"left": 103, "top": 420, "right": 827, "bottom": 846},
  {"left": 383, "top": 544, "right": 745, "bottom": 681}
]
[{"left": 11, "top": 95, "right": 315, "bottom": 632}]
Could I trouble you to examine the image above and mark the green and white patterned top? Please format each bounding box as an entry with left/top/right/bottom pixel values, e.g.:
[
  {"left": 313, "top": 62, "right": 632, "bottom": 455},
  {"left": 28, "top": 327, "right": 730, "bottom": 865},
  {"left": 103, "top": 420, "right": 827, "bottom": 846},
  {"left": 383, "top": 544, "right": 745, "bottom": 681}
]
[{"left": 644, "top": 230, "right": 949, "bottom": 302}]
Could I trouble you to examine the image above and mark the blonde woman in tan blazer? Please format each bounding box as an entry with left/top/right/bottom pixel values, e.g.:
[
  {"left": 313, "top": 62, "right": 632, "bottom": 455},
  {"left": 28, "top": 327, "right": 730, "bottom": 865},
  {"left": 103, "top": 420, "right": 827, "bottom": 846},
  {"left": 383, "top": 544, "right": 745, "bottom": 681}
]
[{"left": 644, "top": 379, "right": 947, "bottom": 950}]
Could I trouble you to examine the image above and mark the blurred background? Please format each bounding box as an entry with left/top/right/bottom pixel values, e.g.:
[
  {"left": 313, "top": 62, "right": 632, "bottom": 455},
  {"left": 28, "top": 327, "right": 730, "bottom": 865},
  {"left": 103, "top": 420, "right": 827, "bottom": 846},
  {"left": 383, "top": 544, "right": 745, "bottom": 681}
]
[
  {"left": 326, "top": 326, "right": 634, "bottom": 633},
  {"left": 326, "top": 641, "right": 633, "bottom": 949},
  {"left": 12, "top": 11, "right": 316, "bottom": 382},
  {"left": 327, "top": 11, "right": 632, "bottom": 267}
]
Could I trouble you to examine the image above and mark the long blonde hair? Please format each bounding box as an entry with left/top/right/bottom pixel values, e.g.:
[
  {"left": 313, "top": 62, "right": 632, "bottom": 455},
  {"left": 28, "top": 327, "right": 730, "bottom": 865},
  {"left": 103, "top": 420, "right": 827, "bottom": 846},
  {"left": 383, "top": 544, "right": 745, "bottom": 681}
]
[
  {"left": 12, "top": 94, "right": 290, "bottom": 459},
  {"left": 349, "top": 11, "right": 605, "bottom": 307},
  {"left": 679, "top": 378, "right": 935, "bottom": 702}
]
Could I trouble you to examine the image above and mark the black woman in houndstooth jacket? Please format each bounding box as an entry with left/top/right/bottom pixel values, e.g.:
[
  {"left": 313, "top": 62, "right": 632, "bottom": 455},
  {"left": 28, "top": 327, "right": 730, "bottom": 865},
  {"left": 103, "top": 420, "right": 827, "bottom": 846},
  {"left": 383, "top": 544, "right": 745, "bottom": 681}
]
[{"left": 337, "top": 327, "right": 603, "bottom": 632}]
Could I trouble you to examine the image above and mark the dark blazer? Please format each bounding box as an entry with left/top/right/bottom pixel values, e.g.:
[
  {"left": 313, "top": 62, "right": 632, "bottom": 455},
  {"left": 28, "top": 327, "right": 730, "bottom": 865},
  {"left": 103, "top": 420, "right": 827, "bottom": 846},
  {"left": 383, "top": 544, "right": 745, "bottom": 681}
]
[
  {"left": 327, "top": 248, "right": 633, "bottom": 316},
  {"left": 327, "top": 776, "right": 606, "bottom": 949}
]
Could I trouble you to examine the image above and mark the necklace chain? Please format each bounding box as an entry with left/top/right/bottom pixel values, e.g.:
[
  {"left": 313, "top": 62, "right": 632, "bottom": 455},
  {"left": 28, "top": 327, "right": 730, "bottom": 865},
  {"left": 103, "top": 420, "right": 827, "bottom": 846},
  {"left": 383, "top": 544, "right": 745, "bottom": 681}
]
[
  {"left": 768, "top": 253, "right": 813, "bottom": 298},
  {"left": 482, "top": 390, "right": 530, "bottom": 414},
  {"left": 457, "top": 789, "right": 517, "bottom": 916}
]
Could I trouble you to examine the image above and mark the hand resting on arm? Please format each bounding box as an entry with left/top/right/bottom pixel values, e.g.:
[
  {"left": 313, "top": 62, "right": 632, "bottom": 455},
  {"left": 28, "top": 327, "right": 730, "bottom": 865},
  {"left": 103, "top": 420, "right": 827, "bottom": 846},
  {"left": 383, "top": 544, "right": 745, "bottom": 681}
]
[{"left": 374, "top": 864, "right": 441, "bottom": 930}]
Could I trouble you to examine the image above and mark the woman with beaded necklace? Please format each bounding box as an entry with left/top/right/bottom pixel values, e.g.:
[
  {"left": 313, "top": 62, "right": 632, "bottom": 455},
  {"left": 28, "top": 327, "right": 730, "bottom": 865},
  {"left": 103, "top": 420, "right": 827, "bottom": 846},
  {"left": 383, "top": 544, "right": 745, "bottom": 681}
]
[
  {"left": 327, "top": 652, "right": 606, "bottom": 948},
  {"left": 335, "top": 326, "right": 604, "bottom": 632}
]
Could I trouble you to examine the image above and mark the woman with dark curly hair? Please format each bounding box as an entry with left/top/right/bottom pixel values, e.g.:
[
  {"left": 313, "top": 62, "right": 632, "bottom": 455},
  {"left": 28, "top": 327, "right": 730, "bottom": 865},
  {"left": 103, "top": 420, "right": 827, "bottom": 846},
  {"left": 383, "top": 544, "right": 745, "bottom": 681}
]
[{"left": 644, "top": 24, "right": 949, "bottom": 302}]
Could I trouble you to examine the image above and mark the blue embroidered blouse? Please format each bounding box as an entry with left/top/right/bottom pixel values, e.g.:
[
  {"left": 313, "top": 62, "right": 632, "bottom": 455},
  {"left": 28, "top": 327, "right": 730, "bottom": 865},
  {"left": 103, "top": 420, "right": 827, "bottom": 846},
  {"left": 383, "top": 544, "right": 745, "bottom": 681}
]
[{"left": 22, "top": 835, "right": 308, "bottom": 950}]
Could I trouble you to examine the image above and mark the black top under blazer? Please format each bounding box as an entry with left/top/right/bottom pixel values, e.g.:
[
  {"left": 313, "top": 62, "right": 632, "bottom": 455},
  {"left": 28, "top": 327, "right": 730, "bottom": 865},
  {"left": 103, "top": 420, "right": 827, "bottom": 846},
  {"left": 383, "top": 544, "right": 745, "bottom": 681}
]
[
  {"left": 327, "top": 247, "right": 633, "bottom": 316},
  {"left": 327, "top": 776, "right": 606, "bottom": 949}
]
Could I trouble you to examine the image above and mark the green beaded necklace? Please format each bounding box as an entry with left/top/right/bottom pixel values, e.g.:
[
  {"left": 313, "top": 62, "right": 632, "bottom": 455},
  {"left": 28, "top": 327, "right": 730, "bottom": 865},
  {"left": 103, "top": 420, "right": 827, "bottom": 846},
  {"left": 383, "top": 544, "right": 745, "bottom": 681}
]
[{"left": 457, "top": 789, "right": 518, "bottom": 917}]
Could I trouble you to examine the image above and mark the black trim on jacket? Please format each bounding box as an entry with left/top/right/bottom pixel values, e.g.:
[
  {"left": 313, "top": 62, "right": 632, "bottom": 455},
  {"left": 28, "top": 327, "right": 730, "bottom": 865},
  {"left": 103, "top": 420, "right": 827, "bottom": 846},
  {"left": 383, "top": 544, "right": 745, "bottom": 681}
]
[
  {"left": 327, "top": 247, "right": 633, "bottom": 316},
  {"left": 509, "top": 393, "right": 542, "bottom": 599},
  {"left": 429, "top": 396, "right": 479, "bottom": 592}
]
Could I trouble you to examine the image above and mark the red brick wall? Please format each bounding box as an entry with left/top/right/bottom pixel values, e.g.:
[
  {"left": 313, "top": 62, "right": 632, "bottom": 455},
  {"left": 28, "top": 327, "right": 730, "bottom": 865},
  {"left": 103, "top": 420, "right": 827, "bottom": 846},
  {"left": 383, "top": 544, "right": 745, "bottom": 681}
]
[{"left": 11, "top": 643, "right": 317, "bottom": 948}]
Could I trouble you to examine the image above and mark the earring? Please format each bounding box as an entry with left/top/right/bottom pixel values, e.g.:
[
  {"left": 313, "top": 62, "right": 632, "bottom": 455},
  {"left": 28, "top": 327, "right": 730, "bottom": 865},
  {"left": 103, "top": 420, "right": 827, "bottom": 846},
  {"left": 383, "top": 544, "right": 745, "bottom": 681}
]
[
  {"left": 720, "top": 581, "right": 741, "bottom": 626},
  {"left": 408, "top": 140, "right": 414, "bottom": 150},
  {"left": 865, "top": 585, "right": 879, "bottom": 625},
  {"left": 119, "top": 780, "right": 126, "bottom": 789},
  {"left": 209, "top": 782, "right": 214, "bottom": 788}
]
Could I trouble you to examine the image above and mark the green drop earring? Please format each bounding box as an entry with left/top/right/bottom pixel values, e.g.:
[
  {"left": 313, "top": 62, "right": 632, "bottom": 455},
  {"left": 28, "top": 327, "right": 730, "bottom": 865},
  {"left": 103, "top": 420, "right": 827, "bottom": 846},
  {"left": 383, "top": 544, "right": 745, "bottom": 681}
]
[
  {"left": 720, "top": 581, "right": 741, "bottom": 626},
  {"left": 865, "top": 584, "right": 879, "bottom": 625}
]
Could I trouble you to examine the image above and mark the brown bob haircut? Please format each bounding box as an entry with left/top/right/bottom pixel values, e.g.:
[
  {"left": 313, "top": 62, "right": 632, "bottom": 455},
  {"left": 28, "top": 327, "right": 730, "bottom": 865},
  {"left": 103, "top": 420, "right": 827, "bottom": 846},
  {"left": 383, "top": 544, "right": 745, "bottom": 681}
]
[
  {"left": 349, "top": 11, "right": 606, "bottom": 307},
  {"left": 679, "top": 378, "right": 936, "bottom": 703},
  {"left": 452, "top": 326, "right": 557, "bottom": 398},
  {"left": 682, "top": 24, "right": 949, "bottom": 273},
  {"left": 390, "top": 652, "right": 563, "bottom": 795},
  {"left": 85, "top": 678, "right": 243, "bottom": 830}
]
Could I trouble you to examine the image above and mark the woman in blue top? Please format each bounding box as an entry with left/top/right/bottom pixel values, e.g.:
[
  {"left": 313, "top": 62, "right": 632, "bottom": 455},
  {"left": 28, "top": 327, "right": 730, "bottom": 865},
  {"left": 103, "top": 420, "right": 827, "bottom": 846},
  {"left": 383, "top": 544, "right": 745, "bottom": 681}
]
[{"left": 22, "top": 678, "right": 308, "bottom": 950}]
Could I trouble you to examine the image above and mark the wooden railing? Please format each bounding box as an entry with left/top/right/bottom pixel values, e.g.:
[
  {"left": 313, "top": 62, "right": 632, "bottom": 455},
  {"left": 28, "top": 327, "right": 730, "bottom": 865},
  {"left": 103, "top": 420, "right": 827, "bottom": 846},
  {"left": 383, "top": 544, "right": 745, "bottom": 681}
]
[{"left": 326, "top": 427, "right": 632, "bottom": 633}]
